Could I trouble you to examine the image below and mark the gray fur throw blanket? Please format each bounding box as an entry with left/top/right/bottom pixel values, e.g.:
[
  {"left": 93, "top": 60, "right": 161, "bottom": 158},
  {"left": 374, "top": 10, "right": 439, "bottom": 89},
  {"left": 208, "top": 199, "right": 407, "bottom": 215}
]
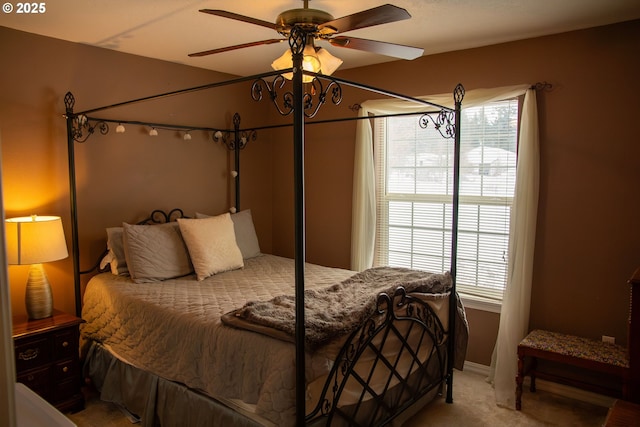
[{"left": 222, "top": 267, "right": 454, "bottom": 350}]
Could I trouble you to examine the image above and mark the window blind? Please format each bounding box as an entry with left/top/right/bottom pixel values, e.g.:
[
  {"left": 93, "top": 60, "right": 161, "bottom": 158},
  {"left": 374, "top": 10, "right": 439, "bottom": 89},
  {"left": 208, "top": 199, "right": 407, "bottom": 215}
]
[{"left": 374, "top": 99, "right": 519, "bottom": 300}]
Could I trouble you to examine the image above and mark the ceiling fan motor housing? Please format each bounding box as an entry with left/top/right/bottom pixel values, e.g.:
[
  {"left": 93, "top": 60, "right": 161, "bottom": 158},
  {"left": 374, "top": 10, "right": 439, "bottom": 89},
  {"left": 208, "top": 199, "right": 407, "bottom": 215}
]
[{"left": 276, "top": 8, "right": 337, "bottom": 36}]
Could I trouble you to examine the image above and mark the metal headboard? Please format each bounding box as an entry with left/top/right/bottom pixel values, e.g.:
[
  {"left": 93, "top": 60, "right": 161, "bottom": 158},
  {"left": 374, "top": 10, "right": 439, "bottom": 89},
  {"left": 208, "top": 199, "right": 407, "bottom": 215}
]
[{"left": 79, "top": 208, "right": 188, "bottom": 275}]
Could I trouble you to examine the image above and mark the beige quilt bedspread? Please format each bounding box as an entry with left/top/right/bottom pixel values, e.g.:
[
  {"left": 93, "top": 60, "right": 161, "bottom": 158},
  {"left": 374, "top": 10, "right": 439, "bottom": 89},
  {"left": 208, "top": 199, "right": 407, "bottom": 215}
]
[{"left": 81, "top": 254, "right": 355, "bottom": 426}]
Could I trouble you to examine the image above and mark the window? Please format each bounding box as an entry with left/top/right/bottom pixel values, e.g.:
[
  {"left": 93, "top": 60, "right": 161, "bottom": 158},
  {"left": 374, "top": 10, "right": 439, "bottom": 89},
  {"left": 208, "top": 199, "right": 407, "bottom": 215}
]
[{"left": 374, "top": 99, "right": 519, "bottom": 301}]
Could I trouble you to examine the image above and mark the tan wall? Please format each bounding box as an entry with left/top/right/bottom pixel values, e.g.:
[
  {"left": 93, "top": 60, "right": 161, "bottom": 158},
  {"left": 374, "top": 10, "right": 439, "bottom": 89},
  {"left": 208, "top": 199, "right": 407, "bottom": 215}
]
[
  {"left": 0, "top": 27, "right": 272, "bottom": 317},
  {"left": 271, "top": 20, "right": 640, "bottom": 364},
  {"left": 2, "top": 19, "right": 639, "bottom": 368}
]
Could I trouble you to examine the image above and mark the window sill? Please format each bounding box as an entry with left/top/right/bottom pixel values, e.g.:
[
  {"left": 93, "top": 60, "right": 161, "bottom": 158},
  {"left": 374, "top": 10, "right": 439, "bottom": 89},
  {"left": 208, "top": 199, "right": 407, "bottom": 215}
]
[{"left": 459, "top": 293, "right": 502, "bottom": 314}]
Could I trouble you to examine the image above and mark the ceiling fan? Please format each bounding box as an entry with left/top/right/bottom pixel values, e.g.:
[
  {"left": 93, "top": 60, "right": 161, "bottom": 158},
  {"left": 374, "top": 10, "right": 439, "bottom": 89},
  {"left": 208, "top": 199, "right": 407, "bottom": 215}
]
[{"left": 188, "top": 1, "right": 424, "bottom": 63}]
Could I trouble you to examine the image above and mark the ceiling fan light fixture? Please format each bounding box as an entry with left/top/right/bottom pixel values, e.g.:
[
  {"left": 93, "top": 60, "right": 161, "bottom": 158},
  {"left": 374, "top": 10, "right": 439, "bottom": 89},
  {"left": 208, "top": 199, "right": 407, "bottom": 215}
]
[
  {"left": 302, "top": 43, "right": 321, "bottom": 74},
  {"left": 271, "top": 43, "right": 341, "bottom": 82},
  {"left": 271, "top": 49, "right": 292, "bottom": 71},
  {"left": 271, "top": 49, "right": 318, "bottom": 83},
  {"left": 316, "top": 47, "right": 343, "bottom": 76},
  {"left": 271, "top": 50, "right": 296, "bottom": 81}
]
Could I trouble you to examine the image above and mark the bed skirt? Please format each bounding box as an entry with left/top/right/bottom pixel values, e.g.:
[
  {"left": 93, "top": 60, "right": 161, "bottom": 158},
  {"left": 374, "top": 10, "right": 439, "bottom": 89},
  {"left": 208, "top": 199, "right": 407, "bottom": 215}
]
[
  {"left": 83, "top": 341, "right": 443, "bottom": 426},
  {"left": 83, "top": 342, "right": 272, "bottom": 427}
]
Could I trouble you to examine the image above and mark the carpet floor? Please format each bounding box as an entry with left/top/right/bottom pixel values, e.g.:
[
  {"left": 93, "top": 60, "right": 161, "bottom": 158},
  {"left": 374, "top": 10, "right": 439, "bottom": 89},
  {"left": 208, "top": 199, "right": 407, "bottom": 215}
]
[{"left": 66, "top": 369, "right": 609, "bottom": 426}]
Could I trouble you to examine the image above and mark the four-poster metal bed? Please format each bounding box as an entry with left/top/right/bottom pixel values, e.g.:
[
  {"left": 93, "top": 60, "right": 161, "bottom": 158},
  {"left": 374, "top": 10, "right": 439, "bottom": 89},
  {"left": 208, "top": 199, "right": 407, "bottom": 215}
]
[{"left": 64, "top": 26, "right": 465, "bottom": 426}]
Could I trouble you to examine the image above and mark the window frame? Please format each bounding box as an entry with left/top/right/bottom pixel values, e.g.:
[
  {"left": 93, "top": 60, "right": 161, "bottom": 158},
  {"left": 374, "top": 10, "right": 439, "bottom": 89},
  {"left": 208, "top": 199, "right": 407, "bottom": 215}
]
[{"left": 373, "top": 98, "right": 522, "bottom": 308}]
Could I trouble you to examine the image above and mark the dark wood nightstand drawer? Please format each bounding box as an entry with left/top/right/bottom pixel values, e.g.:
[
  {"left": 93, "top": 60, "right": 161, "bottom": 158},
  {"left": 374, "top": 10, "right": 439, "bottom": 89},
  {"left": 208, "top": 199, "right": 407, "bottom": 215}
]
[
  {"left": 54, "top": 379, "right": 83, "bottom": 404},
  {"left": 14, "top": 337, "right": 53, "bottom": 372},
  {"left": 12, "top": 310, "right": 85, "bottom": 413},
  {"left": 54, "top": 329, "right": 78, "bottom": 359},
  {"left": 17, "top": 366, "right": 51, "bottom": 398},
  {"left": 53, "top": 359, "right": 79, "bottom": 382}
]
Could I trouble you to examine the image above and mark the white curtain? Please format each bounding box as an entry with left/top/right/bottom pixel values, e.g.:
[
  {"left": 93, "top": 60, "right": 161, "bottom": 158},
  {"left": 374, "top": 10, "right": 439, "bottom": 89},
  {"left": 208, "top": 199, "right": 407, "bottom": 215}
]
[
  {"left": 350, "top": 85, "right": 539, "bottom": 407},
  {"left": 489, "top": 89, "right": 540, "bottom": 407}
]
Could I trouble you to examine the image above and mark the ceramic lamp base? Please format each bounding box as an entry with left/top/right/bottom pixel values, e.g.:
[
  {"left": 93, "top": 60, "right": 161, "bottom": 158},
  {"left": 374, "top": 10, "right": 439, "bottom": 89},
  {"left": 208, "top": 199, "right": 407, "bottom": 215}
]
[{"left": 25, "top": 263, "right": 53, "bottom": 320}]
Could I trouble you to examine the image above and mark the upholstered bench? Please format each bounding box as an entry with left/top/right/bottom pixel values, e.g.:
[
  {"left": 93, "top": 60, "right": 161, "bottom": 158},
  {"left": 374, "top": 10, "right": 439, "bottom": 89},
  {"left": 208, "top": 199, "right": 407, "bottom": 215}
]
[{"left": 516, "top": 329, "right": 630, "bottom": 410}]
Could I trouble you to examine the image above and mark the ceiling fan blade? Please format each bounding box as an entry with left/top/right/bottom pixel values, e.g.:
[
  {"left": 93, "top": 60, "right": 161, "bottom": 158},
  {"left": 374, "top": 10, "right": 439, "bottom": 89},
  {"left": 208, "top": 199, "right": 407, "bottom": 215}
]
[
  {"left": 329, "top": 36, "right": 423, "bottom": 60},
  {"left": 318, "top": 4, "right": 411, "bottom": 34},
  {"left": 189, "top": 39, "right": 285, "bottom": 57},
  {"left": 199, "top": 9, "right": 277, "bottom": 30}
]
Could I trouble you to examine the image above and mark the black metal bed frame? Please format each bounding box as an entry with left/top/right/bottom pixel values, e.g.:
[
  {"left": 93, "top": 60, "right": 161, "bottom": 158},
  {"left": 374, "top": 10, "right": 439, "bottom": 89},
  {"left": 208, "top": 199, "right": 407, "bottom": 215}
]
[
  {"left": 306, "top": 287, "right": 448, "bottom": 426},
  {"left": 64, "top": 26, "right": 464, "bottom": 426}
]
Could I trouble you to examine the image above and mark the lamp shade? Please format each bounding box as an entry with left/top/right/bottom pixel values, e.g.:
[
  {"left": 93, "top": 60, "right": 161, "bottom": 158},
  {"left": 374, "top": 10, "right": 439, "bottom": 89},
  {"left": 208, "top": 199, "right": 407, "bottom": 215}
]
[
  {"left": 271, "top": 39, "right": 342, "bottom": 83},
  {"left": 5, "top": 215, "right": 68, "bottom": 265},
  {"left": 6, "top": 215, "right": 68, "bottom": 319},
  {"left": 316, "top": 48, "right": 343, "bottom": 76}
]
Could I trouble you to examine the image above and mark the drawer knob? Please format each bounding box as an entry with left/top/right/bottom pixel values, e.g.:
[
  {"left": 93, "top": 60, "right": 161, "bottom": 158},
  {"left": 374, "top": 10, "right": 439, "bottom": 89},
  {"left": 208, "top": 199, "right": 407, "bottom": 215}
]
[
  {"left": 62, "top": 341, "right": 69, "bottom": 348},
  {"left": 63, "top": 366, "right": 69, "bottom": 373},
  {"left": 18, "top": 348, "right": 39, "bottom": 361}
]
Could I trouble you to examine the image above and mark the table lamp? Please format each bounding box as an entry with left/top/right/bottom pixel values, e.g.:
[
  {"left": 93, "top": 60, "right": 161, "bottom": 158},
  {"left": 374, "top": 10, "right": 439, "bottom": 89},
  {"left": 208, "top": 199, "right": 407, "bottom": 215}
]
[{"left": 5, "top": 215, "right": 69, "bottom": 320}]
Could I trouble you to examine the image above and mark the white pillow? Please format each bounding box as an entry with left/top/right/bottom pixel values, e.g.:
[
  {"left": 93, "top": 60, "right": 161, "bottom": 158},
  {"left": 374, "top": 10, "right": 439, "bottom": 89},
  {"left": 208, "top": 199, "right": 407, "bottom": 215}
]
[
  {"left": 195, "top": 209, "right": 261, "bottom": 259},
  {"left": 177, "top": 213, "right": 244, "bottom": 281},
  {"left": 122, "top": 222, "right": 193, "bottom": 283}
]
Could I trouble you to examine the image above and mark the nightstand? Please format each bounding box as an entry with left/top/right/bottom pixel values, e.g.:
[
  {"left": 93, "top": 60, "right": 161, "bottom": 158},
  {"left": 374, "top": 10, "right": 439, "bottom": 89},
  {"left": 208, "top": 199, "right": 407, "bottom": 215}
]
[{"left": 12, "top": 309, "right": 85, "bottom": 413}]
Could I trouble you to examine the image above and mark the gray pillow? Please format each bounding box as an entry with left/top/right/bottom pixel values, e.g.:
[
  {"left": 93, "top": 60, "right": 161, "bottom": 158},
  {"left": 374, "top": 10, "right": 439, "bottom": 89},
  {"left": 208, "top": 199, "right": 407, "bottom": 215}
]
[
  {"left": 122, "top": 221, "right": 193, "bottom": 283},
  {"left": 195, "top": 209, "right": 261, "bottom": 259}
]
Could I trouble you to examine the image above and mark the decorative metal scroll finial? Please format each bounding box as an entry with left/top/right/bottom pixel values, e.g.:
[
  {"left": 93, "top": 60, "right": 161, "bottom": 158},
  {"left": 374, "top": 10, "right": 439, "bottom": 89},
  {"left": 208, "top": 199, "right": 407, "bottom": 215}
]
[
  {"left": 419, "top": 110, "right": 456, "bottom": 139},
  {"left": 251, "top": 74, "right": 293, "bottom": 116},
  {"left": 212, "top": 112, "right": 256, "bottom": 150},
  {"left": 64, "top": 92, "right": 110, "bottom": 143},
  {"left": 252, "top": 73, "right": 343, "bottom": 119},
  {"left": 454, "top": 83, "right": 465, "bottom": 104},
  {"left": 417, "top": 83, "right": 464, "bottom": 139},
  {"left": 63, "top": 92, "right": 108, "bottom": 143},
  {"left": 70, "top": 115, "right": 109, "bottom": 143},
  {"left": 289, "top": 26, "right": 306, "bottom": 56},
  {"left": 303, "top": 77, "right": 343, "bottom": 118},
  {"left": 64, "top": 92, "right": 75, "bottom": 114},
  {"left": 73, "top": 117, "right": 110, "bottom": 143}
]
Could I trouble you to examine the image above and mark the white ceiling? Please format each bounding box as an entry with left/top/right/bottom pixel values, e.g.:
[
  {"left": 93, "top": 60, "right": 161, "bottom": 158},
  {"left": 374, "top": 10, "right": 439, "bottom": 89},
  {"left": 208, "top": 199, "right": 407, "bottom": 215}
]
[{"left": 2, "top": 0, "right": 640, "bottom": 76}]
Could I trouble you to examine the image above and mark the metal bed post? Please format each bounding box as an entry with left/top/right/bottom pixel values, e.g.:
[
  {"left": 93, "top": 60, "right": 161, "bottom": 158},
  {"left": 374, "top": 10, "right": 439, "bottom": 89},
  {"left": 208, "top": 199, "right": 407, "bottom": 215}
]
[
  {"left": 64, "top": 93, "right": 82, "bottom": 317},
  {"left": 233, "top": 113, "right": 241, "bottom": 211},
  {"left": 290, "top": 28, "right": 307, "bottom": 427},
  {"left": 446, "top": 84, "right": 465, "bottom": 403}
]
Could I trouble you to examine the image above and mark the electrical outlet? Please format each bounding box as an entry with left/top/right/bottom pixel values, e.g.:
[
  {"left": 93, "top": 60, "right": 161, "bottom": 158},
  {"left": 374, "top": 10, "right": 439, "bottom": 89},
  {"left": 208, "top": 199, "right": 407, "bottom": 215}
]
[{"left": 602, "top": 335, "right": 615, "bottom": 344}]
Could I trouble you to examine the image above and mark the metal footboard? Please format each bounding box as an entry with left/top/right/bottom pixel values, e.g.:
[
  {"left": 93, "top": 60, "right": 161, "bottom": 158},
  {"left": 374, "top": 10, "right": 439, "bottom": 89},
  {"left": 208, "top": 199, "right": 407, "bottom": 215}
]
[{"left": 307, "top": 286, "right": 449, "bottom": 426}]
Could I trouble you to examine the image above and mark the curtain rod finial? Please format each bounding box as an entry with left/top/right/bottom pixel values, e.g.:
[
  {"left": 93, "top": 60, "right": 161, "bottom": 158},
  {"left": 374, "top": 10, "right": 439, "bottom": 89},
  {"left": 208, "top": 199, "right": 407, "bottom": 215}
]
[{"left": 532, "top": 81, "right": 552, "bottom": 91}]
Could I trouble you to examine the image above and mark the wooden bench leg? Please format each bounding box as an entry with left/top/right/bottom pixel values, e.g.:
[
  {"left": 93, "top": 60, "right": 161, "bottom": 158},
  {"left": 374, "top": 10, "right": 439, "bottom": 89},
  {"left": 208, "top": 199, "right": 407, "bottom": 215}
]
[
  {"left": 622, "top": 376, "right": 631, "bottom": 401},
  {"left": 516, "top": 350, "right": 525, "bottom": 410},
  {"left": 530, "top": 357, "right": 537, "bottom": 392}
]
